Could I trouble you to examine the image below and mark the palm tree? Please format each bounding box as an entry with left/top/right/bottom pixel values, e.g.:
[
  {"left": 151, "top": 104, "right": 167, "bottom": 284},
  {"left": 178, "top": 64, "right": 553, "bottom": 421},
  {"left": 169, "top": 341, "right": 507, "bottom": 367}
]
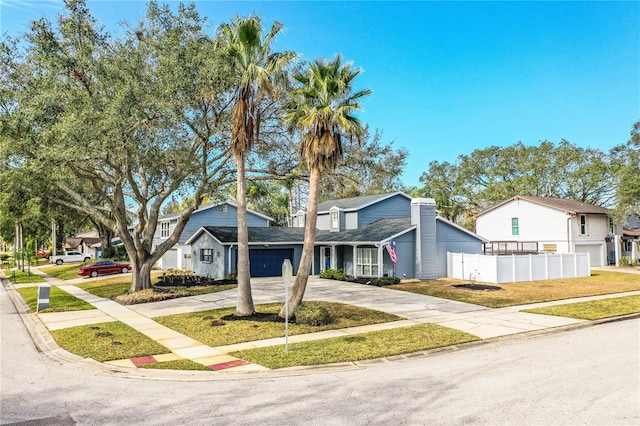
[
  {"left": 279, "top": 55, "right": 372, "bottom": 318},
  {"left": 219, "top": 15, "right": 295, "bottom": 316}
]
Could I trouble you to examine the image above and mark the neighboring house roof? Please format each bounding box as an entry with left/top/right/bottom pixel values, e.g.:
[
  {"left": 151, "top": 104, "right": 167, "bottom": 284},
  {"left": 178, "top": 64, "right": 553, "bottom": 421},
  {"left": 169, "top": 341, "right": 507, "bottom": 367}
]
[
  {"left": 317, "top": 192, "right": 411, "bottom": 213},
  {"left": 159, "top": 201, "right": 273, "bottom": 222},
  {"left": 476, "top": 195, "right": 610, "bottom": 218},
  {"left": 623, "top": 228, "right": 640, "bottom": 237}
]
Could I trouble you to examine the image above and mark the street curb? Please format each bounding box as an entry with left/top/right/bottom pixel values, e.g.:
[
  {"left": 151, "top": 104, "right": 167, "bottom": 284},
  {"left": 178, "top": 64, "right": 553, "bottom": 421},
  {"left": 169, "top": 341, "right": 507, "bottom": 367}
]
[{"left": 3, "top": 276, "right": 640, "bottom": 381}]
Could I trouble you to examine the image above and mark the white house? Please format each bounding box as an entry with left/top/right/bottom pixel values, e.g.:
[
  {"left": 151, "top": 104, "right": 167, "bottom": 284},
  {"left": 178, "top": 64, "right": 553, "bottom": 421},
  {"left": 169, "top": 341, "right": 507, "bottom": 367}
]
[{"left": 476, "top": 196, "right": 612, "bottom": 267}]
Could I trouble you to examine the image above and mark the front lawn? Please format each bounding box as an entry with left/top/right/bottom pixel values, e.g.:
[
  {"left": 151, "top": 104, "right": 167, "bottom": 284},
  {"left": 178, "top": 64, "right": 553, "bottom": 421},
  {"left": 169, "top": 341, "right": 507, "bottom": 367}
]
[
  {"left": 522, "top": 295, "right": 640, "bottom": 320},
  {"left": 39, "top": 263, "right": 87, "bottom": 280},
  {"left": 16, "top": 286, "right": 95, "bottom": 312},
  {"left": 51, "top": 321, "right": 170, "bottom": 362},
  {"left": 230, "top": 324, "right": 480, "bottom": 369},
  {"left": 2, "top": 267, "right": 45, "bottom": 284},
  {"left": 388, "top": 271, "right": 640, "bottom": 308},
  {"left": 155, "top": 302, "right": 402, "bottom": 348}
]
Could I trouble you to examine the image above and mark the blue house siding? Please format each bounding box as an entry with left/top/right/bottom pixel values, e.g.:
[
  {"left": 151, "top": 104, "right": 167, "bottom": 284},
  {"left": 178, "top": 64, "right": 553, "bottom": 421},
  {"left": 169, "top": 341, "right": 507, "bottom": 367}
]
[
  {"left": 179, "top": 205, "right": 268, "bottom": 245},
  {"left": 385, "top": 231, "right": 415, "bottom": 279},
  {"left": 435, "top": 219, "right": 483, "bottom": 278},
  {"left": 191, "top": 233, "right": 225, "bottom": 279},
  {"left": 357, "top": 194, "right": 411, "bottom": 227}
]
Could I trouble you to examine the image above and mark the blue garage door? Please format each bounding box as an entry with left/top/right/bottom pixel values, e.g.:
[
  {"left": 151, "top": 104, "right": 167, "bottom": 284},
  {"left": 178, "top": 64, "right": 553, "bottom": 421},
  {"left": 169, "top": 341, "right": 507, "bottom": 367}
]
[{"left": 249, "top": 249, "right": 293, "bottom": 277}]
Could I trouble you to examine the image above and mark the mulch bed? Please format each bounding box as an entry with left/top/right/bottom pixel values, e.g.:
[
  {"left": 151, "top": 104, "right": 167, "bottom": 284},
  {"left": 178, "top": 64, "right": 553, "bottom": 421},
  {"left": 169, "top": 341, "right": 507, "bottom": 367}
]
[
  {"left": 220, "top": 312, "right": 288, "bottom": 323},
  {"left": 452, "top": 284, "right": 503, "bottom": 291},
  {"left": 155, "top": 275, "right": 237, "bottom": 287}
]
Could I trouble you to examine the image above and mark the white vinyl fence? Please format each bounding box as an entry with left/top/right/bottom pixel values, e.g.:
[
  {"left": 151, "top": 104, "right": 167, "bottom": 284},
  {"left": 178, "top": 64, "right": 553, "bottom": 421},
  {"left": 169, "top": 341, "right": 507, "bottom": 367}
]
[{"left": 447, "top": 252, "right": 591, "bottom": 284}]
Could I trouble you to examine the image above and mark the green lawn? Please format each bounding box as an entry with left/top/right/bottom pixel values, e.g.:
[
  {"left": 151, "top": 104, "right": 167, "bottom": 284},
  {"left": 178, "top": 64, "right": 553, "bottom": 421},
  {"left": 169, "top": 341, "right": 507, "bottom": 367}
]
[
  {"left": 230, "top": 324, "right": 480, "bottom": 369},
  {"left": 388, "top": 271, "right": 640, "bottom": 308},
  {"left": 2, "top": 267, "right": 45, "bottom": 284},
  {"left": 39, "top": 263, "right": 86, "bottom": 280},
  {"left": 522, "top": 295, "right": 640, "bottom": 320},
  {"left": 51, "top": 321, "right": 170, "bottom": 362},
  {"left": 155, "top": 302, "right": 402, "bottom": 347},
  {"left": 16, "top": 286, "right": 95, "bottom": 312}
]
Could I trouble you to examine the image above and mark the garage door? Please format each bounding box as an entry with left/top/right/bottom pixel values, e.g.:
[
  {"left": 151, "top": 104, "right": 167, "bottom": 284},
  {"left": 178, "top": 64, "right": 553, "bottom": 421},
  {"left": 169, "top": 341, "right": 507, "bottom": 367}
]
[
  {"left": 249, "top": 249, "right": 293, "bottom": 277},
  {"left": 162, "top": 249, "right": 178, "bottom": 270},
  {"left": 575, "top": 244, "right": 603, "bottom": 267}
]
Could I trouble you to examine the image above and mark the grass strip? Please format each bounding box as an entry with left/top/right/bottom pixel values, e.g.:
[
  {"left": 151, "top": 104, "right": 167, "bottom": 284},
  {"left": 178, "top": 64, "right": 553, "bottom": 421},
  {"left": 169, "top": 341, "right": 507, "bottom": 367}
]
[
  {"left": 51, "top": 321, "right": 170, "bottom": 362},
  {"left": 522, "top": 295, "right": 640, "bottom": 320},
  {"left": 16, "top": 286, "right": 95, "bottom": 312},
  {"left": 155, "top": 302, "right": 402, "bottom": 347},
  {"left": 2, "top": 267, "right": 45, "bottom": 283},
  {"left": 388, "top": 271, "right": 640, "bottom": 308},
  {"left": 230, "top": 324, "right": 480, "bottom": 369},
  {"left": 140, "top": 359, "right": 211, "bottom": 371}
]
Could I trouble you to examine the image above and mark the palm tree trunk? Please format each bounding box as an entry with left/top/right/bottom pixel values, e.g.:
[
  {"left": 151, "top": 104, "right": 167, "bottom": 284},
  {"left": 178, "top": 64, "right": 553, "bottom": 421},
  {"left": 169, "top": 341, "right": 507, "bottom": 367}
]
[
  {"left": 235, "top": 154, "right": 255, "bottom": 316},
  {"left": 279, "top": 167, "right": 321, "bottom": 318}
]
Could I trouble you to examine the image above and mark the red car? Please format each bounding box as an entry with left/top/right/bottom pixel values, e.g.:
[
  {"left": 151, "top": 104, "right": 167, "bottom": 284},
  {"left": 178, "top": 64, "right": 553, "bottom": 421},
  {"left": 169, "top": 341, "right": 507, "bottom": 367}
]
[{"left": 78, "top": 260, "right": 131, "bottom": 278}]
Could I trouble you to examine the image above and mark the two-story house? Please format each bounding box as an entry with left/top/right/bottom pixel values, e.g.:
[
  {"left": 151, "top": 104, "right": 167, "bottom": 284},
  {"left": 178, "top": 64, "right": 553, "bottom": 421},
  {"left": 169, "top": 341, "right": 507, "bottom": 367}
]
[
  {"left": 154, "top": 202, "right": 271, "bottom": 270},
  {"left": 475, "top": 196, "right": 612, "bottom": 267},
  {"left": 187, "top": 192, "right": 486, "bottom": 279}
]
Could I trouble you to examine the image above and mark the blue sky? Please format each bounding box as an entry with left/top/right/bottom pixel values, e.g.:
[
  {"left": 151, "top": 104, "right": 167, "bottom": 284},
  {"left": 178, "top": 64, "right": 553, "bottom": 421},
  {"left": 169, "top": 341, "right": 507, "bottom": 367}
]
[{"left": 2, "top": 1, "right": 639, "bottom": 188}]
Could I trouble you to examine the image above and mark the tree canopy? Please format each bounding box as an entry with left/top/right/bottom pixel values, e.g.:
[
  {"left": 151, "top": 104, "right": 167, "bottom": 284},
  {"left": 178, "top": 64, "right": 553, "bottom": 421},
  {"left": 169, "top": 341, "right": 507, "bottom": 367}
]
[{"left": 417, "top": 140, "right": 617, "bottom": 229}]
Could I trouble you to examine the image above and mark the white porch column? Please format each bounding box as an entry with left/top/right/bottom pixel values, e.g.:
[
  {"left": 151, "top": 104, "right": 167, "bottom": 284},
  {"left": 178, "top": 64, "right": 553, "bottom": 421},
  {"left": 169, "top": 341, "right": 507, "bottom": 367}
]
[
  {"left": 352, "top": 245, "right": 357, "bottom": 276},
  {"left": 632, "top": 238, "right": 638, "bottom": 262},
  {"left": 614, "top": 235, "right": 620, "bottom": 267},
  {"left": 377, "top": 244, "right": 383, "bottom": 278}
]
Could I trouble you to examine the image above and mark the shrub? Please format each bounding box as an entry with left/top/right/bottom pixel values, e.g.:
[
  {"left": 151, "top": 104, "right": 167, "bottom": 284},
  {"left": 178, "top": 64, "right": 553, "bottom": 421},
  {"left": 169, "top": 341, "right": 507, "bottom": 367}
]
[
  {"left": 225, "top": 270, "right": 237, "bottom": 280},
  {"left": 103, "top": 245, "right": 129, "bottom": 261},
  {"left": 294, "top": 303, "right": 333, "bottom": 326},
  {"left": 369, "top": 277, "right": 401, "bottom": 286},
  {"left": 619, "top": 257, "right": 638, "bottom": 267},
  {"left": 320, "top": 268, "right": 346, "bottom": 280}
]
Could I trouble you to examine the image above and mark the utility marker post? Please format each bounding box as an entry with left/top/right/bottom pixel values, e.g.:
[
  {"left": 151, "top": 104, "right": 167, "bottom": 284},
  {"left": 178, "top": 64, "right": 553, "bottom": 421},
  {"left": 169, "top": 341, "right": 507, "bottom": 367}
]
[{"left": 282, "top": 259, "right": 292, "bottom": 352}]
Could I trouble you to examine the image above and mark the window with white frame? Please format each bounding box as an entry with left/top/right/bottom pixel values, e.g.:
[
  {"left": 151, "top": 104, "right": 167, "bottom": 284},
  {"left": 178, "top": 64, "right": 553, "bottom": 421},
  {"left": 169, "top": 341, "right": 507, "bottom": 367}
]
[
  {"left": 331, "top": 211, "right": 339, "bottom": 229},
  {"left": 579, "top": 214, "right": 587, "bottom": 235},
  {"left": 356, "top": 248, "right": 378, "bottom": 277},
  {"left": 161, "top": 222, "right": 170, "bottom": 238},
  {"left": 511, "top": 218, "right": 519, "bottom": 236},
  {"left": 200, "top": 248, "right": 213, "bottom": 263}
]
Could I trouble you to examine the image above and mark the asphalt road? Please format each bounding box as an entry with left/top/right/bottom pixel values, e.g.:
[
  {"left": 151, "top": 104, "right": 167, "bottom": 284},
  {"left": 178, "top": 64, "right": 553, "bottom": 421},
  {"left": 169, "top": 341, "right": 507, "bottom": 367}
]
[{"left": 1, "top": 283, "right": 638, "bottom": 426}]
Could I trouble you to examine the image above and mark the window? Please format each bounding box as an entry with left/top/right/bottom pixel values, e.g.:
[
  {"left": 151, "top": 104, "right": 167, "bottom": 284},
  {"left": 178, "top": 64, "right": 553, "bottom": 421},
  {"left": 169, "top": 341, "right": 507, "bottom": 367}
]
[
  {"left": 298, "top": 213, "right": 305, "bottom": 228},
  {"left": 200, "top": 248, "right": 213, "bottom": 263},
  {"left": 331, "top": 212, "right": 339, "bottom": 229},
  {"left": 161, "top": 222, "right": 170, "bottom": 238},
  {"left": 356, "top": 248, "right": 378, "bottom": 277},
  {"left": 511, "top": 218, "right": 519, "bottom": 236},
  {"left": 609, "top": 217, "right": 614, "bottom": 234},
  {"left": 623, "top": 240, "right": 633, "bottom": 252},
  {"left": 579, "top": 214, "right": 587, "bottom": 235}
]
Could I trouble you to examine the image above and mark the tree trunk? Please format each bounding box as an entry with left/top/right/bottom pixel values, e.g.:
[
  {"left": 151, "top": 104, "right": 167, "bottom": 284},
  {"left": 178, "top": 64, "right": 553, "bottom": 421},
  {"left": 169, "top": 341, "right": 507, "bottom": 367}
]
[
  {"left": 130, "top": 259, "right": 153, "bottom": 293},
  {"left": 235, "top": 154, "right": 255, "bottom": 316},
  {"left": 279, "top": 167, "right": 321, "bottom": 319}
]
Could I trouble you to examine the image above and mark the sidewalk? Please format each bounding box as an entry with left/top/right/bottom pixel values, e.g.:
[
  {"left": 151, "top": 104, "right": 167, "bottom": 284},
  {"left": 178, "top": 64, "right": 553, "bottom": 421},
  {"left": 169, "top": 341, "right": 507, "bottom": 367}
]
[{"left": 5, "top": 266, "right": 640, "bottom": 374}]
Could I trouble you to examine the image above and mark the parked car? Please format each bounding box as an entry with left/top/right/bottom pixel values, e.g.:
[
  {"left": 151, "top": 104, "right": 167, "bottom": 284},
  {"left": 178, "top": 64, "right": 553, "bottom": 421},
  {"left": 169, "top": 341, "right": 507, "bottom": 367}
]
[
  {"left": 49, "top": 251, "right": 92, "bottom": 265},
  {"left": 37, "top": 250, "right": 49, "bottom": 258},
  {"left": 78, "top": 260, "right": 132, "bottom": 278}
]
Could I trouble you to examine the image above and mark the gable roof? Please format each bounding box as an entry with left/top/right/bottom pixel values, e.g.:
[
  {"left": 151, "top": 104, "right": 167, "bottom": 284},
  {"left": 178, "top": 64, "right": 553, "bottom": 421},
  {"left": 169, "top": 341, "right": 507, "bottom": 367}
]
[
  {"left": 187, "top": 218, "right": 417, "bottom": 246},
  {"left": 436, "top": 216, "right": 488, "bottom": 243},
  {"left": 159, "top": 201, "right": 273, "bottom": 222},
  {"left": 317, "top": 192, "right": 411, "bottom": 213},
  {"left": 476, "top": 195, "right": 610, "bottom": 218}
]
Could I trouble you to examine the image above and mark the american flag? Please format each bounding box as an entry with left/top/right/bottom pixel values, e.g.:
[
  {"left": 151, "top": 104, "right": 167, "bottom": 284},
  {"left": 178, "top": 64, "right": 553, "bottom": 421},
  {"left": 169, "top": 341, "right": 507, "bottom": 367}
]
[{"left": 386, "top": 239, "right": 397, "bottom": 265}]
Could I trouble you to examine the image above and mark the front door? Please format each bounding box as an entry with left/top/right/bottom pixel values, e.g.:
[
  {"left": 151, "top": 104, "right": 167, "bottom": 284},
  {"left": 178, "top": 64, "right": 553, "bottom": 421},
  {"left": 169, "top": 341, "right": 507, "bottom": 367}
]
[{"left": 320, "top": 246, "right": 331, "bottom": 271}]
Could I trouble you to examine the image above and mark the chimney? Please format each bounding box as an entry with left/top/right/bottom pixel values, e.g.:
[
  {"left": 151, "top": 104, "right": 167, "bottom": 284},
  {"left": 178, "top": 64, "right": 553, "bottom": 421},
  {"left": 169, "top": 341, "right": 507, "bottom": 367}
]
[{"left": 411, "top": 198, "right": 437, "bottom": 280}]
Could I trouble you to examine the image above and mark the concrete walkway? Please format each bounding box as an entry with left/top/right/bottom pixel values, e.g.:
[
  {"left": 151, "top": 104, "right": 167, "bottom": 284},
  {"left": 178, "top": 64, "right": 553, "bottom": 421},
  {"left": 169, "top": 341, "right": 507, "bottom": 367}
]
[{"left": 7, "top": 266, "right": 640, "bottom": 373}]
